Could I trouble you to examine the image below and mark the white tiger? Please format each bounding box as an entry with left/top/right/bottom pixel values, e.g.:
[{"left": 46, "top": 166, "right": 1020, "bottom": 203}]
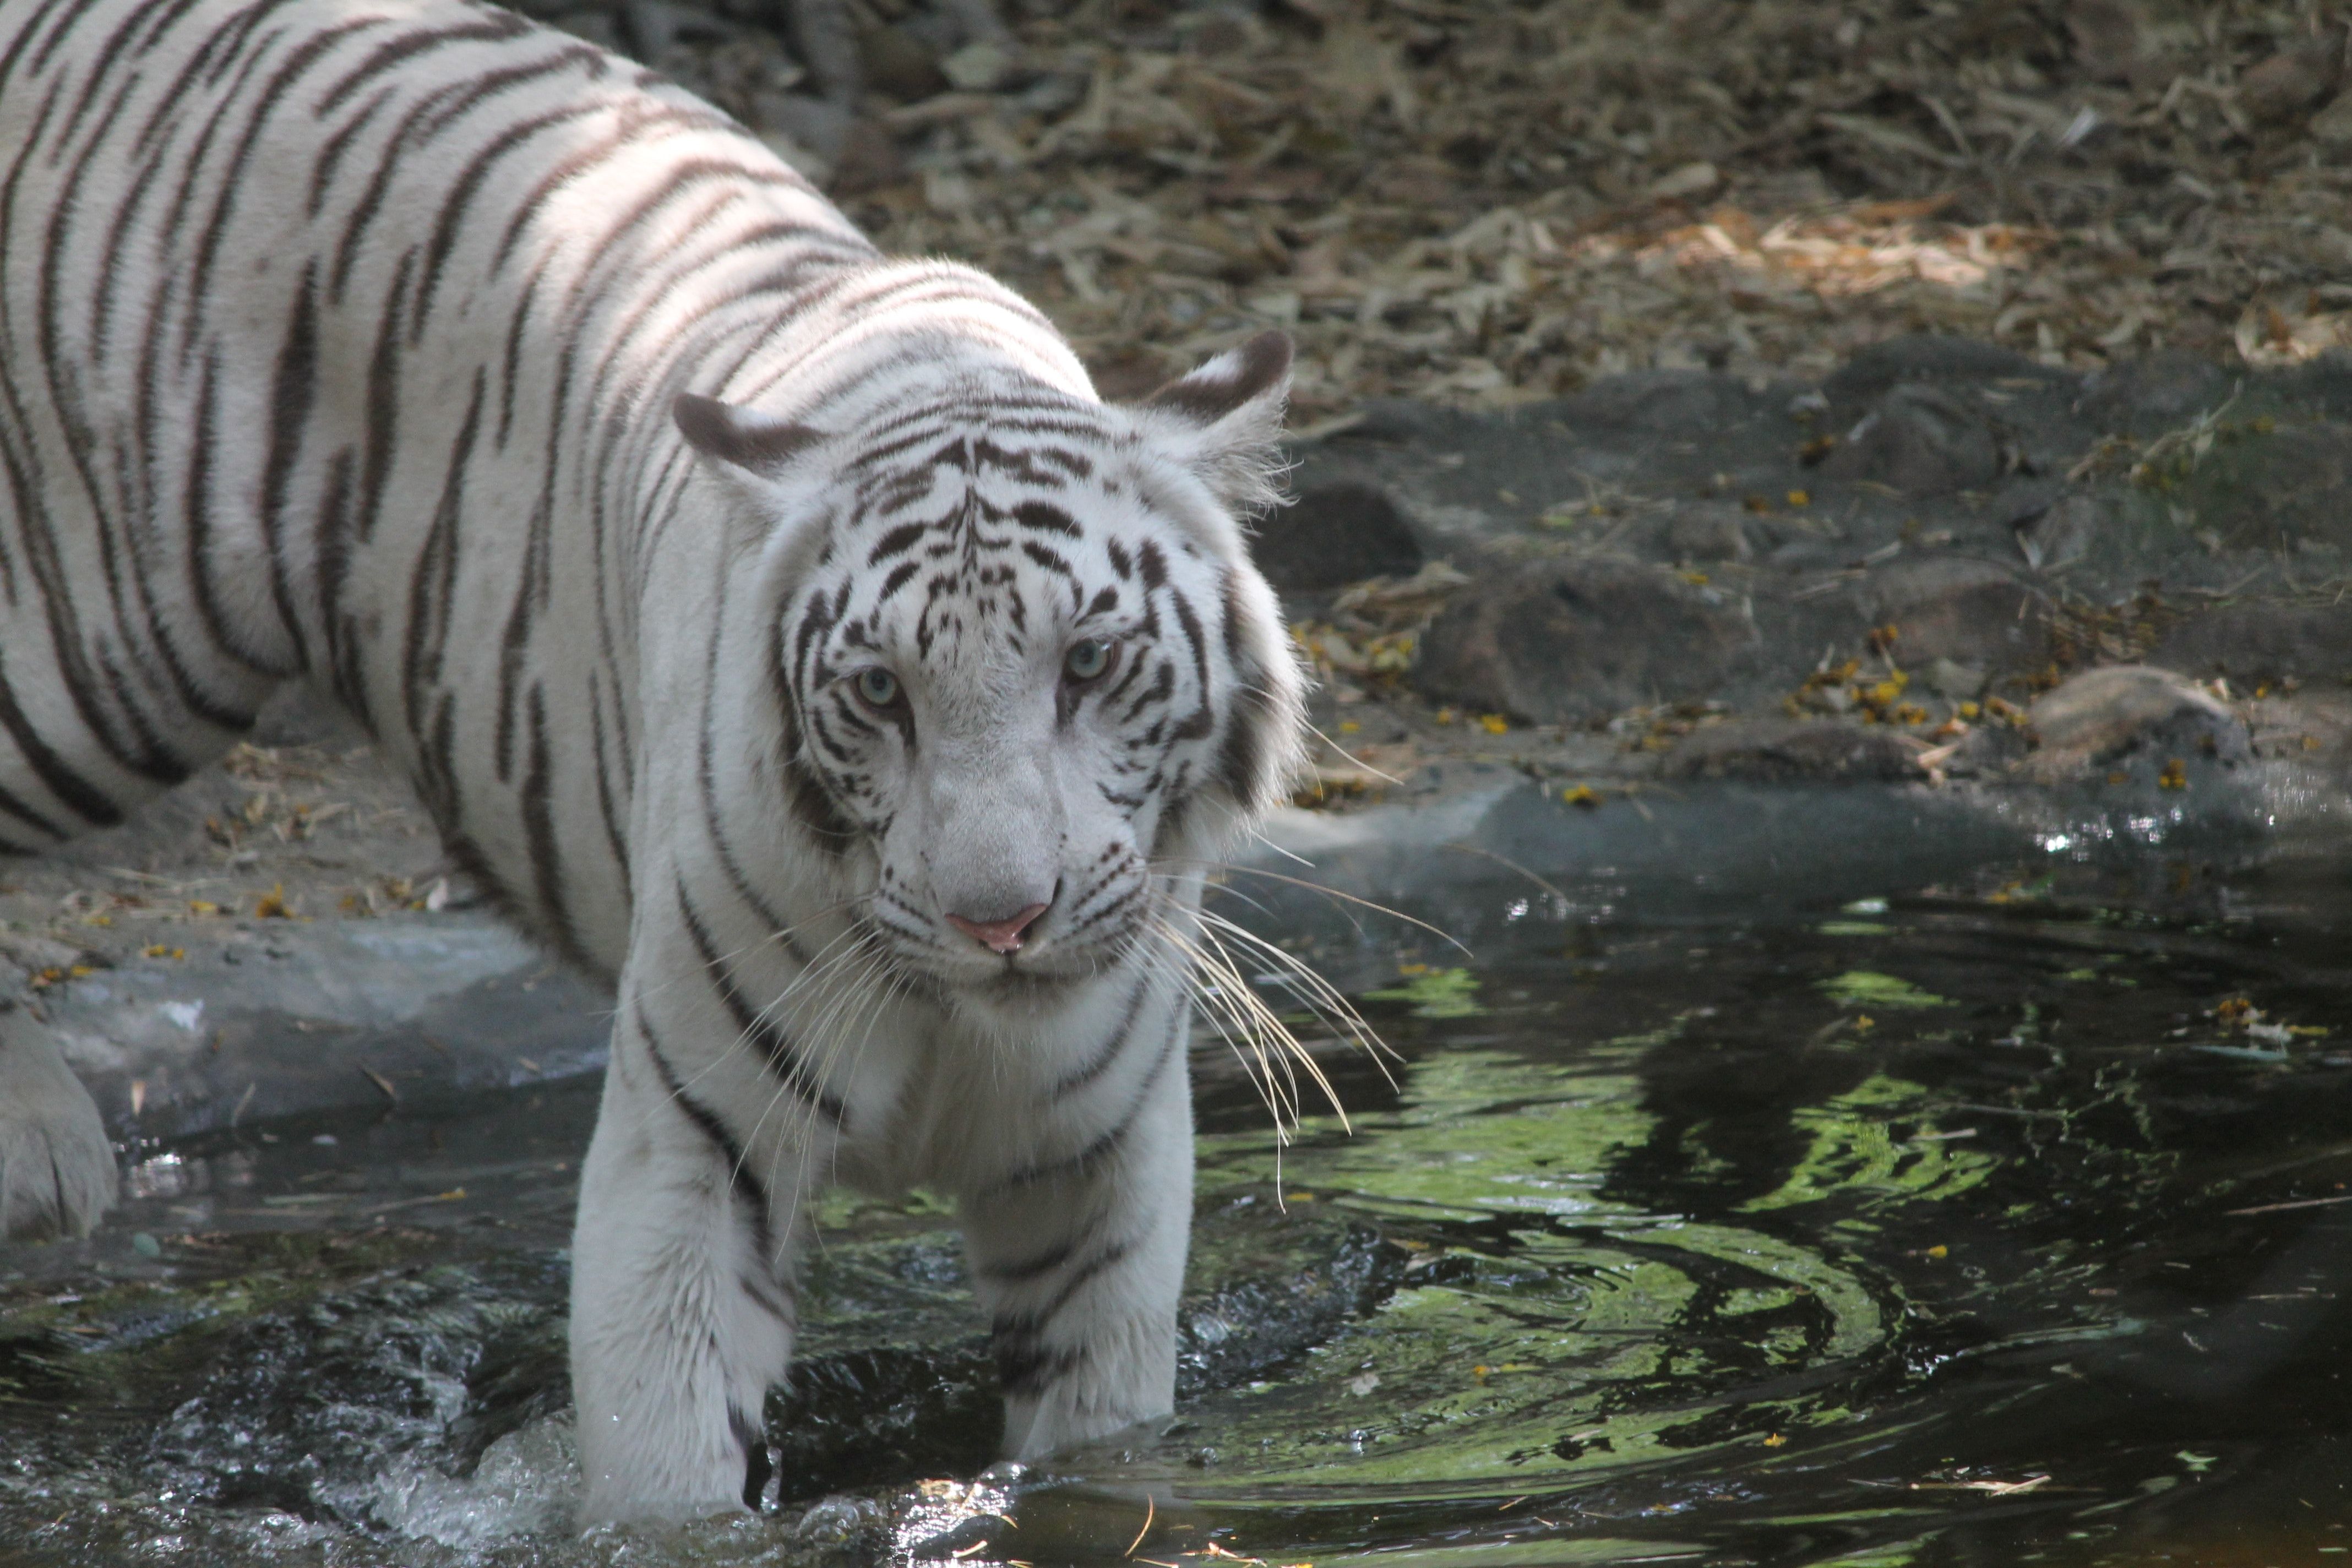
[{"left": 0, "top": 0, "right": 1310, "bottom": 1521}]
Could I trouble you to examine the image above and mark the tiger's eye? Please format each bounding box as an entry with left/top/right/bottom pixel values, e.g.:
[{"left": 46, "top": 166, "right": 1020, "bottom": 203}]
[
  {"left": 1064, "top": 638, "right": 1113, "bottom": 682},
  {"left": 855, "top": 667, "right": 900, "bottom": 707}
]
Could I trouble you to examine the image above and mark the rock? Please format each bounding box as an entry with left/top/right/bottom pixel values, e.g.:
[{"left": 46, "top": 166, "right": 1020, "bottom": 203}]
[
  {"left": 2021, "top": 665, "right": 2249, "bottom": 782},
  {"left": 1254, "top": 483, "right": 1425, "bottom": 594},
  {"left": 2182, "top": 421, "right": 2352, "bottom": 552},
  {"left": 2314, "top": 90, "right": 2352, "bottom": 150},
  {"left": 758, "top": 91, "right": 853, "bottom": 160},
  {"left": 2149, "top": 606, "right": 2352, "bottom": 686},
  {"left": 2014, "top": 491, "right": 2103, "bottom": 573},
  {"left": 0, "top": 931, "right": 107, "bottom": 976},
  {"left": 1414, "top": 559, "right": 1755, "bottom": 725},
  {"left": 2074, "top": 350, "right": 2233, "bottom": 436},
  {"left": 1662, "top": 718, "right": 1921, "bottom": 783},
  {"left": 1944, "top": 716, "right": 2030, "bottom": 777},
  {"left": 1921, "top": 657, "right": 1987, "bottom": 703},
  {"left": 1648, "top": 160, "right": 1719, "bottom": 200},
  {"left": 756, "top": 122, "right": 832, "bottom": 182},
  {"left": 618, "top": 0, "right": 730, "bottom": 59},
  {"left": 1820, "top": 382, "right": 2003, "bottom": 496},
  {"left": 860, "top": 23, "right": 948, "bottom": 100},
  {"left": 939, "top": 39, "right": 1014, "bottom": 91},
  {"left": 1666, "top": 502, "right": 1755, "bottom": 564},
  {"left": 2067, "top": 0, "right": 2151, "bottom": 85},
  {"left": 2238, "top": 37, "right": 2344, "bottom": 126},
  {"left": 829, "top": 117, "right": 906, "bottom": 194},
  {"left": 1563, "top": 369, "right": 1761, "bottom": 436},
  {"left": 1821, "top": 334, "right": 2064, "bottom": 409},
  {"left": 1858, "top": 557, "right": 2050, "bottom": 671}
]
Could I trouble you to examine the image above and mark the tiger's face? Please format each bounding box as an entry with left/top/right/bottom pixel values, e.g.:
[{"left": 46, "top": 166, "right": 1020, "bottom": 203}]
[{"left": 679, "top": 334, "right": 1304, "bottom": 1000}]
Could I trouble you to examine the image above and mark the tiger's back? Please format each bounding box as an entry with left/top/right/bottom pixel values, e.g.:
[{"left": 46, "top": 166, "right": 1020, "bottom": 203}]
[
  {"left": 0, "top": 0, "right": 1082, "bottom": 967},
  {"left": 0, "top": 0, "right": 1311, "bottom": 1523}
]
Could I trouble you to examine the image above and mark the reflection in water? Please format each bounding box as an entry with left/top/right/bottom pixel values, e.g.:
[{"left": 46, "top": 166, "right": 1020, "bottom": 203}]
[{"left": 4, "top": 799, "right": 2352, "bottom": 1566}]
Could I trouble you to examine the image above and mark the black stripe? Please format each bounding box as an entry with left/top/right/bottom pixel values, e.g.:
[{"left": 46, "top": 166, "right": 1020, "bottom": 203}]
[
  {"left": 587, "top": 672, "right": 633, "bottom": 906},
  {"left": 398, "top": 369, "right": 484, "bottom": 750},
  {"left": 989, "top": 1237, "right": 1139, "bottom": 1396},
  {"left": 311, "top": 13, "right": 529, "bottom": 119},
  {"left": 523, "top": 682, "right": 592, "bottom": 968},
  {"left": 255, "top": 257, "right": 320, "bottom": 669},
  {"left": 0, "top": 658, "right": 120, "bottom": 827},
  {"left": 636, "top": 1001, "right": 775, "bottom": 1261},
  {"left": 677, "top": 880, "right": 848, "bottom": 1125},
  {"left": 1050, "top": 974, "right": 1153, "bottom": 1099},
  {"left": 987, "top": 1010, "right": 1183, "bottom": 1196},
  {"left": 353, "top": 247, "right": 414, "bottom": 543}
]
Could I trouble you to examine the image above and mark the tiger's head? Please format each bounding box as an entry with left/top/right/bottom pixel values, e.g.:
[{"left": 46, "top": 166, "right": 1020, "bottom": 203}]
[{"left": 677, "top": 332, "right": 1306, "bottom": 1003}]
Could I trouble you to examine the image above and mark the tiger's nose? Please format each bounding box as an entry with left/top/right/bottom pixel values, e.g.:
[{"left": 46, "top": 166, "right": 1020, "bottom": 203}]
[{"left": 945, "top": 902, "right": 1050, "bottom": 955}]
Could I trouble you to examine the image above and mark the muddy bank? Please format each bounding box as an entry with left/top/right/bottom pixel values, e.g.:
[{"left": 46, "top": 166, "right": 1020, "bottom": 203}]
[{"left": 1272, "top": 336, "right": 2352, "bottom": 815}]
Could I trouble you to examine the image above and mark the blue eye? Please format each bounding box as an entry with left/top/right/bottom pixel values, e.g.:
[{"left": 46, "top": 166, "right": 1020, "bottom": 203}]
[
  {"left": 1064, "top": 638, "right": 1113, "bottom": 682},
  {"left": 854, "top": 667, "right": 901, "bottom": 707}
]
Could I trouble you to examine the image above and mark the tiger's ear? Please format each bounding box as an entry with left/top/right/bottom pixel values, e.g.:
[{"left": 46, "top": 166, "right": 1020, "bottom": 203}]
[
  {"left": 674, "top": 394, "right": 826, "bottom": 480},
  {"left": 1139, "top": 331, "right": 1292, "bottom": 514}
]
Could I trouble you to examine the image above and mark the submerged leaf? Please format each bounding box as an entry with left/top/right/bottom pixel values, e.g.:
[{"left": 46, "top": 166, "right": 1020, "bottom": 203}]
[
  {"left": 1819, "top": 971, "right": 1951, "bottom": 1010},
  {"left": 1364, "top": 967, "right": 1483, "bottom": 1017}
]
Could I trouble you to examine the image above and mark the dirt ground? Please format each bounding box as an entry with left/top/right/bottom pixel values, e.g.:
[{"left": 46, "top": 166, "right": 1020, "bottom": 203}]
[
  {"left": 0, "top": 697, "right": 451, "bottom": 1004},
  {"left": 522, "top": 0, "right": 2352, "bottom": 409}
]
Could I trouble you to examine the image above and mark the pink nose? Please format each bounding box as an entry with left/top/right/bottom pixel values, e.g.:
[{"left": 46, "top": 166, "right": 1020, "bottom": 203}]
[{"left": 945, "top": 903, "right": 1050, "bottom": 955}]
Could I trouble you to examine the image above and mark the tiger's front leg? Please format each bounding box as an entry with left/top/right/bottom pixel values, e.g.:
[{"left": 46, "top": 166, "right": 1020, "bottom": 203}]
[
  {"left": 569, "top": 997, "right": 799, "bottom": 1521},
  {"left": 959, "top": 1015, "right": 1196, "bottom": 1459},
  {"left": 0, "top": 1006, "right": 119, "bottom": 1241}
]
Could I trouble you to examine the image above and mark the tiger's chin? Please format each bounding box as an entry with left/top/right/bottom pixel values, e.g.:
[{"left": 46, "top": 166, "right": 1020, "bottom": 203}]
[{"left": 922, "top": 937, "right": 1137, "bottom": 1020}]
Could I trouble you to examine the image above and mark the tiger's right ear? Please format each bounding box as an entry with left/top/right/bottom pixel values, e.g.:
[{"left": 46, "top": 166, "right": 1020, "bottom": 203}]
[{"left": 674, "top": 394, "right": 826, "bottom": 480}]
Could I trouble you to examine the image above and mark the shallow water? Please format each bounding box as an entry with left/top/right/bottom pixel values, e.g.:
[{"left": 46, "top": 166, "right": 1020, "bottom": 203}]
[{"left": 6, "top": 783, "right": 2352, "bottom": 1567}]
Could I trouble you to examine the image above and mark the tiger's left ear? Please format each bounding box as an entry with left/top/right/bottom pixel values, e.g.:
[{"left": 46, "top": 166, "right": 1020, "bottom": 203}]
[
  {"left": 674, "top": 394, "right": 826, "bottom": 480},
  {"left": 1139, "top": 331, "right": 1292, "bottom": 514}
]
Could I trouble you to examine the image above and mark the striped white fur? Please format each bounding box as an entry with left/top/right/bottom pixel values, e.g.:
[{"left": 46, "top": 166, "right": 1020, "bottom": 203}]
[{"left": 0, "top": 0, "right": 1308, "bottom": 1520}]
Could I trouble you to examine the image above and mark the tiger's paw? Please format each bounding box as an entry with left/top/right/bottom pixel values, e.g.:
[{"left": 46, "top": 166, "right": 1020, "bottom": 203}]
[{"left": 0, "top": 1010, "right": 118, "bottom": 1241}]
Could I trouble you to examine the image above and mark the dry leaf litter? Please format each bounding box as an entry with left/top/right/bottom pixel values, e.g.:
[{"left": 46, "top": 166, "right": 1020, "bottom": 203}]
[{"left": 520, "top": 0, "right": 2352, "bottom": 408}]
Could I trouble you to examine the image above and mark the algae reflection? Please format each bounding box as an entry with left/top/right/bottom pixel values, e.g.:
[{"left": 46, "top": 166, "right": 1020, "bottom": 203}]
[{"left": 7, "top": 842, "right": 2352, "bottom": 1567}]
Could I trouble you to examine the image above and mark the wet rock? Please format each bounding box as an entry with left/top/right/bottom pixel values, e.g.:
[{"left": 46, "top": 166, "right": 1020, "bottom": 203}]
[
  {"left": 1178, "top": 1223, "right": 1398, "bottom": 1394},
  {"left": 911, "top": 1513, "right": 1006, "bottom": 1558},
  {"left": 1255, "top": 483, "right": 1426, "bottom": 594},
  {"left": 1858, "top": 557, "right": 2051, "bottom": 671},
  {"left": 767, "top": 1342, "right": 998, "bottom": 1500},
  {"left": 2076, "top": 350, "right": 2233, "bottom": 436},
  {"left": 2021, "top": 665, "right": 2249, "bottom": 782},
  {"left": 144, "top": 1255, "right": 563, "bottom": 1523},
  {"left": 796, "top": 1494, "right": 886, "bottom": 1547},
  {"left": 1662, "top": 719, "right": 1921, "bottom": 783},
  {"left": 2150, "top": 606, "right": 2352, "bottom": 686},
  {"left": 1414, "top": 559, "right": 1755, "bottom": 725}
]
